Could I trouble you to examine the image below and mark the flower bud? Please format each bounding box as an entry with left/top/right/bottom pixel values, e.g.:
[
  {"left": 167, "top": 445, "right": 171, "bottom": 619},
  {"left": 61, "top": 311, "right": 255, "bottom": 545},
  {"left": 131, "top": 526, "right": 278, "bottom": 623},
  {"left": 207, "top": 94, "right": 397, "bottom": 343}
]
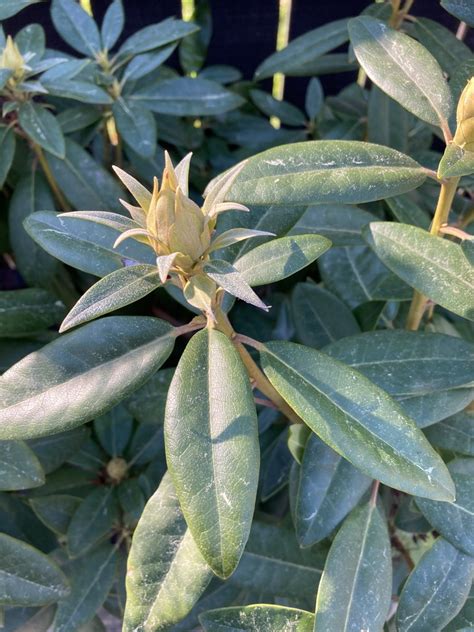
[
  {"left": 0, "top": 36, "right": 25, "bottom": 82},
  {"left": 454, "top": 77, "right": 474, "bottom": 152}
]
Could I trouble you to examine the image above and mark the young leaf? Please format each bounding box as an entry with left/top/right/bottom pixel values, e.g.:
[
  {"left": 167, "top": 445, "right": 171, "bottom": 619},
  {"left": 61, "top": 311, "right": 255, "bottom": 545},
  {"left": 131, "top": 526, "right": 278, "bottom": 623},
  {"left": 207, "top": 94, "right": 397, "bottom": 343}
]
[
  {"left": 314, "top": 503, "right": 391, "bottom": 632},
  {"left": 255, "top": 19, "right": 349, "bottom": 79},
  {"left": 203, "top": 260, "right": 269, "bottom": 310},
  {"left": 0, "top": 289, "right": 65, "bottom": 338},
  {"left": 324, "top": 331, "right": 474, "bottom": 396},
  {"left": 53, "top": 543, "right": 117, "bottom": 632},
  {"left": 295, "top": 434, "right": 371, "bottom": 546},
  {"left": 124, "top": 472, "right": 213, "bottom": 631},
  {"left": 234, "top": 234, "right": 331, "bottom": 286},
  {"left": 397, "top": 538, "right": 474, "bottom": 632},
  {"left": 364, "top": 222, "right": 474, "bottom": 321},
  {"left": 67, "top": 487, "right": 119, "bottom": 556},
  {"left": 60, "top": 264, "right": 161, "bottom": 332},
  {"left": 226, "top": 141, "right": 427, "bottom": 206},
  {"left": 0, "top": 440, "right": 45, "bottom": 491},
  {"left": 349, "top": 17, "right": 452, "bottom": 129},
  {"left": 0, "top": 316, "right": 176, "bottom": 439},
  {"left": 18, "top": 103, "right": 65, "bottom": 158},
  {"left": 0, "top": 533, "right": 69, "bottom": 606},
  {"left": 51, "top": 0, "right": 101, "bottom": 57},
  {"left": 164, "top": 328, "right": 259, "bottom": 578},
  {"left": 416, "top": 458, "right": 474, "bottom": 556},
  {"left": 101, "top": 0, "right": 124, "bottom": 51},
  {"left": 260, "top": 341, "right": 456, "bottom": 501},
  {"left": 131, "top": 77, "right": 245, "bottom": 116},
  {"left": 200, "top": 605, "right": 315, "bottom": 631},
  {"left": 112, "top": 98, "right": 157, "bottom": 159}
]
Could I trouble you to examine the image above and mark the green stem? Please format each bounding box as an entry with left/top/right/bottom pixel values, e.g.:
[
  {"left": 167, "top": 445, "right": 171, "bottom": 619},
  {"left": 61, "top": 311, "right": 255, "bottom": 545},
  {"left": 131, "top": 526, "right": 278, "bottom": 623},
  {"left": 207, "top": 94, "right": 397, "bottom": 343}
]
[
  {"left": 32, "top": 144, "right": 71, "bottom": 212},
  {"left": 406, "top": 177, "right": 459, "bottom": 331}
]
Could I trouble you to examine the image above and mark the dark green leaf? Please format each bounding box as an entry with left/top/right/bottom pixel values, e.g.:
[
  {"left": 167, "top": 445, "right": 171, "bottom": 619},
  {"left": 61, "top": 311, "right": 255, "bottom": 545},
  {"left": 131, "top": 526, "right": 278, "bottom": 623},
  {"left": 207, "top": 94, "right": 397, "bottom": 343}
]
[
  {"left": 30, "top": 495, "right": 81, "bottom": 535},
  {"left": 0, "top": 533, "right": 69, "bottom": 606},
  {"left": 250, "top": 90, "right": 306, "bottom": 127},
  {"left": 295, "top": 434, "right": 371, "bottom": 546},
  {"left": 397, "top": 538, "right": 474, "bottom": 632},
  {"left": 118, "top": 18, "right": 199, "bottom": 56},
  {"left": 94, "top": 404, "right": 133, "bottom": 457},
  {"left": 349, "top": 17, "right": 452, "bottom": 128},
  {"left": 0, "top": 289, "right": 65, "bottom": 338},
  {"left": 438, "top": 143, "right": 474, "bottom": 179},
  {"left": 314, "top": 503, "right": 391, "bottom": 632},
  {"left": 227, "top": 141, "right": 426, "bottom": 206},
  {"left": 57, "top": 106, "right": 102, "bottom": 133},
  {"left": 0, "top": 0, "right": 41, "bottom": 19},
  {"left": 0, "top": 316, "right": 175, "bottom": 439},
  {"left": 200, "top": 605, "right": 314, "bottom": 631},
  {"left": 164, "top": 328, "right": 259, "bottom": 578},
  {"left": 398, "top": 388, "right": 474, "bottom": 429},
  {"left": 441, "top": 0, "right": 474, "bottom": 27},
  {"left": 67, "top": 486, "right": 119, "bottom": 556},
  {"left": 123, "top": 45, "right": 176, "bottom": 83},
  {"left": 385, "top": 194, "right": 431, "bottom": 230},
  {"left": 0, "top": 441, "right": 44, "bottom": 491},
  {"left": 101, "top": 0, "right": 124, "bottom": 51},
  {"left": 27, "top": 427, "right": 89, "bottom": 473},
  {"left": 367, "top": 86, "right": 411, "bottom": 153},
  {"left": 51, "top": 0, "right": 101, "bottom": 57},
  {"left": 42, "top": 79, "right": 112, "bottom": 105},
  {"left": 18, "top": 103, "right": 65, "bottom": 158},
  {"left": 305, "top": 78, "right": 324, "bottom": 120},
  {"left": 364, "top": 222, "right": 474, "bottom": 321},
  {"left": 0, "top": 125, "right": 15, "bottom": 188},
  {"left": 112, "top": 99, "right": 156, "bottom": 158},
  {"left": 124, "top": 472, "right": 213, "bottom": 631},
  {"left": 424, "top": 411, "right": 474, "bottom": 456},
  {"left": 261, "top": 341, "right": 455, "bottom": 501},
  {"left": 124, "top": 368, "right": 173, "bottom": 424},
  {"left": 204, "top": 260, "right": 268, "bottom": 310}
]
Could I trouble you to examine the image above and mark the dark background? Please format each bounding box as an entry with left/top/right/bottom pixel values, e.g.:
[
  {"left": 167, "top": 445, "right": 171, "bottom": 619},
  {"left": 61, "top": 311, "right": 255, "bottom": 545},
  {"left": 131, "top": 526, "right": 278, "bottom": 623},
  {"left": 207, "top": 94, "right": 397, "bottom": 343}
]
[{"left": 4, "top": 1, "right": 473, "bottom": 106}]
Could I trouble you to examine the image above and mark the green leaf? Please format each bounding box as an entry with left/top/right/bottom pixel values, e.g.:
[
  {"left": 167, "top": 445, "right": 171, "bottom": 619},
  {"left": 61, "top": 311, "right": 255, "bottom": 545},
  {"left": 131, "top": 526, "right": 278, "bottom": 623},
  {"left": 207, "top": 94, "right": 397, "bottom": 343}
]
[
  {"left": 124, "top": 472, "right": 213, "bottom": 631},
  {"left": 443, "top": 584, "right": 474, "bottom": 631},
  {"left": 234, "top": 235, "right": 331, "bottom": 287},
  {"left": 0, "top": 125, "right": 15, "bottom": 188},
  {"left": 53, "top": 543, "right": 117, "bottom": 632},
  {"left": 30, "top": 495, "right": 81, "bottom": 535},
  {"left": 51, "top": 0, "right": 101, "bottom": 57},
  {"left": 324, "top": 331, "right": 474, "bottom": 396},
  {"left": 255, "top": 19, "right": 349, "bottom": 80},
  {"left": 416, "top": 458, "right": 474, "bottom": 556},
  {"left": 295, "top": 434, "right": 371, "bottom": 546},
  {"left": 200, "top": 605, "right": 315, "bottom": 631},
  {"left": 60, "top": 265, "right": 161, "bottom": 332},
  {"left": 27, "top": 427, "right": 89, "bottom": 473},
  {"left": 94, "top": 404, "right": 133, "bottom": 456},
  {"left": 291, "top": 283, "right": 360, "bottom": 349},
  {"left": 123, "top": 44, "right": 176, "bottom": 82},
  {"left": 348, "top": 17, "right": 452, "bottom": 128},
  {"left": 164, "top": 328, "right": 259, "bottom": 578},
  {"left": 101, "top": 0, "right": 124, "bottom": 51},
  {"left": 131, "top": 77, "right": 245, "bottom": 116},
  {"left": 204, "top": 260, "right": 269, "bottom": 310},
  {"left": 260, "top": 341, "right": 455, "bottom": 501},
  {"left": 364, "top": 222, "right": 474, "bottom": 321},
  {"left": 397, "top": 538, "right": 474, "bottom": 632},
  {"left": 18, "top": 103, "right": 65, "bottom": 158},
  {"left": 0, "top": 316, "right": 175, "bottom": 439},
  {"left": 305, "top": 78, "right": 324, "bottom": 120},
  {"left": 385, "top": 194, "right": 431, "bottom": 230},
  {"left": 57, "top": 106, "right": 102, "bottom": 133},
  {"left": 314, "top": 503, "right": 391, "bottom": 632},
  {"left": 399, "top": 389, "right": 474, "bottom": 429},
  {"left": 118, "top": 18, "right": 199, "bottom": 56},
  {"left": 112, "top": 98, "right": 157, "bottom": 158},
  {"left": 367, "top": 86, "right": 411, "bottom": 153},
  {"left": 124, "top": 368, "right": 173, "bottom": 424},
  {"left": 0, "top": 289, "right": 65, "bottom": 338},
  {"left": 441, "top": 0, "right": 474, "bottom": 27},
  {"left": 0, "top": 0, "right": 41, "bottom": 19},
  {"left": 438, "top": 143, "right": 474, "bottom": 179},
  {"left": 0, "top": 440, "right": 44, "bottom": 491},
  {"left": 45, "top": 139, "right": 123, "bottom": 211},
  {"left": 8, "top": 173, "right": 60, "bottom": 289},
  {"left": 250, "top": 90, "right": 307, "bottom": 127},
  {"left": 0, "top": 533, "right": 69, "bottom": 606},
  {"left": 25, "top": 211, "right": 155, "bottom": 277},
  {"left": 289, "top": 204, "right": 377, "bottom": 247},
  {"left": 67, "top": 486, "right": 119, "bottom": 556},
  {"left": 0, "top": 68, "right": 13, "bottom": 90},
  {"left": 42, "top": 79, "right": 113, "bottom": 105},
  {"left": 227, "top": 141, "right": 426, "bottom": 206},
  {"left": 424, "top": 411, "right": 474, "bottom": 457}
]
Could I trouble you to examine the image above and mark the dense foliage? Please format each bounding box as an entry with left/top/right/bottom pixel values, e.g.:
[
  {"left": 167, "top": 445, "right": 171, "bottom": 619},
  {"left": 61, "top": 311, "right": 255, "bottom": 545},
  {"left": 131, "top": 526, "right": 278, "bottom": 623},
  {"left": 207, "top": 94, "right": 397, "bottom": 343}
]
[{"left": 0, "top": 0, "right": 473, "bottom": 630}]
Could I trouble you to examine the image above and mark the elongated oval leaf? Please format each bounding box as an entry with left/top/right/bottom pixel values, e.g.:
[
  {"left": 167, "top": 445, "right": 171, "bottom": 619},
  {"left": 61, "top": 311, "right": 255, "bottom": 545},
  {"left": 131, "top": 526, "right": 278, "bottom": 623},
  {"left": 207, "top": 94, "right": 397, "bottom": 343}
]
[
  {"left": 227, "top": 141, "right": 426, "bottom": 206},
  {"left": 67, "top": 487, "right": 119, "bottom": 556},
  {"left": 51, "top": 0, "right": 101, "bottom": 56},
  {"left": 0, "top": 440, "right": 44, "bottom": 491},
  {"left": 260, "top": 341, "right": 455, "bottom": 501},
  {"left": 0, "top": 125, "right": 16, "bottom": 188},
  {"left": 0, "top": 533, "right": 69, "bottom": 606},
  {"left": 112, "top": 99, "right": 157, "bottom": 158},
  {"left": 0, "top": 316, "right": 175, "bottom": 439},
  {"left": 30, "top": 495, "right": 81, "bottom": 535},
  {"left": 416, "top": 458, "right": 474, "bottom": 556},
  {"left": 164, "top": 328, "right": 259, "bottom": 578},
  {"left": 314, "top": 503, "right": 391, "bottom": 632},
  {"left": 0, "top": 289, "right": 65, "bottom": 338},
  {"left": 234, "top": 235, "right": 331, "bottom": 287},
  {"left": 0, "top": 0, "right": 41, "bottom": 19},
  {"left": 118, "top": 18, "right": 198, "bottom": 56},
  {"left": 18, "top": 103, "right": 65, "bottom": 159},
  {"left": 324, "top": 330, "right": 474, "bottom": 396},
  {"left": 349, "top": 17, "right": 452, "bottom": 128},
  {"left": 101, "top": 0, "right": 124, "bottom": 51},
  {"left": 255, "top": 19, "right": 349, "bottom": 79},
  {"left": 200, "top": 605, "right": 314, "bottom": 631},
  {"left": 204, "top": 260, "right": 268, "bottom": 310},
  {"left": 424, "top": 411, "right": 474, "bottom": 457},
  {"left": 397, "top": 537, "right": 474, "bottom": 632},
  {"left": 25, "top": 211, "right": 155, "bottom": 277},
  {"left": 60, "top": 265, "right": 161, "bottom": 332},
  {"left": 364, "top": 222, "right": 474, "bottom": 321},
  {"left": 124, "top": 472, "right": 213, "bottom": 631},
  {"left": 441, "top": 0, "right": 474, "bottom": 26},
  {"left": 295, "top": 434, "right": 371, "bottom": 546}
]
